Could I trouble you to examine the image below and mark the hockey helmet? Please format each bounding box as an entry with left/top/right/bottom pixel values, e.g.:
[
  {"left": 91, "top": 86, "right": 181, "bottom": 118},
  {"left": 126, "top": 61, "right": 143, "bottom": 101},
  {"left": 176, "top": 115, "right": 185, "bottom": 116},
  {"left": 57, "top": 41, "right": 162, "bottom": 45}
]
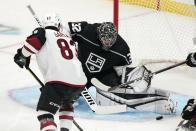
[
  {"left": 43, "top": 13, "right": 61, "bottom": 29},
  {"left": 97, "top": 22, "right": 117, "bottom": 51}
]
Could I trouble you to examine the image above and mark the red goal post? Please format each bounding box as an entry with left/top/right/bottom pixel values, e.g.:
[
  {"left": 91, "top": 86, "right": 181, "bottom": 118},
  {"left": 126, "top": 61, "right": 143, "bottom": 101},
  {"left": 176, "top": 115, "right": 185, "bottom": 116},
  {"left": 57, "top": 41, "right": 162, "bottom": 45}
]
[{"left": 113, "top": 0, "right": 119, "bottom": 32}]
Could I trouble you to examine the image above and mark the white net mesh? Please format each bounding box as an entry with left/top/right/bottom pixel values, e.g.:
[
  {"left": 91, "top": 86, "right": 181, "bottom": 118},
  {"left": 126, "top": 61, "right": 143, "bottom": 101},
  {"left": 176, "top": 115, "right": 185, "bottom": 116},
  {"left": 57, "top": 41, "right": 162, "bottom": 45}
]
[{"left": 117, "top": 0, "right": 196, "bottom": 76}]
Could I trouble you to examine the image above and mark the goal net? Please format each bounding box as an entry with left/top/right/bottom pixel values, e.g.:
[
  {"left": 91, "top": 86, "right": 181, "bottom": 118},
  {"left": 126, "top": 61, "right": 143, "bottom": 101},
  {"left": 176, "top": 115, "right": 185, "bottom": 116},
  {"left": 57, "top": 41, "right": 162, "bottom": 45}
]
[{"left": 114, "top": 0, "right": 196, "bottom": 74}]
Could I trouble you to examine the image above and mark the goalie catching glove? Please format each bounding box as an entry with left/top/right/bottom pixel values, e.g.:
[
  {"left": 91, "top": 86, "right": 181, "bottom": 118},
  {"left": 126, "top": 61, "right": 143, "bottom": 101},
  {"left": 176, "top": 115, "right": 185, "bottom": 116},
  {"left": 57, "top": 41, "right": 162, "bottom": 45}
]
[{"left": 121, "top": 65, "right": 152, "bottom": 93}]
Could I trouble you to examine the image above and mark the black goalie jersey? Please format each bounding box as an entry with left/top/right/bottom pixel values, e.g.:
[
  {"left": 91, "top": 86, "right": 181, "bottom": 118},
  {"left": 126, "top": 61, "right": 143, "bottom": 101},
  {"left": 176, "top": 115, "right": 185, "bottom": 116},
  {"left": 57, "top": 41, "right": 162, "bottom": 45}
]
[{"left": 67, "top": 21, "right": 132, "bottom": 87}]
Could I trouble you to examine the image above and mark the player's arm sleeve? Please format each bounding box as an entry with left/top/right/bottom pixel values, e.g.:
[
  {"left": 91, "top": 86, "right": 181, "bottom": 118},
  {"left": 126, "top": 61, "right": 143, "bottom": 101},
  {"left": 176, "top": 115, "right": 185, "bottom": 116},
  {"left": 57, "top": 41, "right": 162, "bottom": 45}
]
[{"left": 22, "top": 27, "right": 46, "bottom": 57}]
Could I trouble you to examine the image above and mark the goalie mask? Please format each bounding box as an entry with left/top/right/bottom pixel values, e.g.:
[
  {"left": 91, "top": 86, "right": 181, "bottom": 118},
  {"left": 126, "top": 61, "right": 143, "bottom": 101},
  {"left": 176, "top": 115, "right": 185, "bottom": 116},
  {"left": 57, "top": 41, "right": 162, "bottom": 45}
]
[
  {"left": 43, "top": 13, "right": 61, "bottom": 30},
  {"left": 97, "top": 22, "right": 118, "bottom": 51}
]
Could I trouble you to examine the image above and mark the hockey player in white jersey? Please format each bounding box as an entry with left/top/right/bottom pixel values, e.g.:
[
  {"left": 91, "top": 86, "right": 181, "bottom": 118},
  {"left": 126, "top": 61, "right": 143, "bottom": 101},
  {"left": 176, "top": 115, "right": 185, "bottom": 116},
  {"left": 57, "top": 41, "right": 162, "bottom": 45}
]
[{"left": 14, "top": 13, "right": 87, "bottom": 131}]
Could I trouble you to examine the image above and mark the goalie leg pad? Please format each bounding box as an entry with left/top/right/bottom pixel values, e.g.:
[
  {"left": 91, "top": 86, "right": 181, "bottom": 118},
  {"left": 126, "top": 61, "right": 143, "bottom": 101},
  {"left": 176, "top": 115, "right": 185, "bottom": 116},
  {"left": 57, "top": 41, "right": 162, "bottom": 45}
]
[
  {"left": 96, "top": 89, "right": 177, "bottom": 114},
  {"left": 147, "top": 88, "right": 170, "bottom": 98}
]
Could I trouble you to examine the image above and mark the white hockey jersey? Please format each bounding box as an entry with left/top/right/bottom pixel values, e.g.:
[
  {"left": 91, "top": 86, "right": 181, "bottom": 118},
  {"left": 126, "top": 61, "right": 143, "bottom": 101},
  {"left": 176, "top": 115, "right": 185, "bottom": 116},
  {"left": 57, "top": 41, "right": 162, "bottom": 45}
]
[{"left": 22, "top": 27, "right": 87, "bottom": 87}]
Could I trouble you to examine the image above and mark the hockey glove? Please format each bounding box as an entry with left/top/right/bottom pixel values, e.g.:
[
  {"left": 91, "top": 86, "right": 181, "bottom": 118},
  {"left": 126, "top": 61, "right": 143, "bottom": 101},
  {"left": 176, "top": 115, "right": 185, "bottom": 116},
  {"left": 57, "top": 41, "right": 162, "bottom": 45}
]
[
  {"left": 186, "top": 53, "right": 196, "bottom": 67},
  {"left": 14, "top": 48, "right": 31, "bottom": 69},
  {"left": 182, "top": 99, "right": 196, "bottom": 120}
]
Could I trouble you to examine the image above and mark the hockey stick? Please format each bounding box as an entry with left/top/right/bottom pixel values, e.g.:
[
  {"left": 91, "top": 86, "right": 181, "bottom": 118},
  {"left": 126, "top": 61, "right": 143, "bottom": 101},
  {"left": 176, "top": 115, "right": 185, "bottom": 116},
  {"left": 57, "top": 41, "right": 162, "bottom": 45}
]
[
  {"left": 27, "top": 5, "right": 43, "bottom": 27},
  {"left": 91, "top": 60, "right": 187, "bottom": 92},
  {"left": 27, "top": 68, "right": 84, "bottom": 131},
  {"left": 175, "top": 119, "right": 187, "bottom": 131},
  {"left": 27, "top": 4, "right": 127, "bottom": 114},
  {"left": 80, "top": 87, "right": 126, "bottom": 114}
]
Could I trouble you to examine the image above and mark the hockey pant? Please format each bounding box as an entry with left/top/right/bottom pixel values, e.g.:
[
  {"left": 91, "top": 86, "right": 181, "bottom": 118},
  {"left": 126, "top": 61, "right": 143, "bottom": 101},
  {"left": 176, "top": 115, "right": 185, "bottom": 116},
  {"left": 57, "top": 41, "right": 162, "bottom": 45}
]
[{"left": 37, "top": 83, "right": 84, "bottom": 131}]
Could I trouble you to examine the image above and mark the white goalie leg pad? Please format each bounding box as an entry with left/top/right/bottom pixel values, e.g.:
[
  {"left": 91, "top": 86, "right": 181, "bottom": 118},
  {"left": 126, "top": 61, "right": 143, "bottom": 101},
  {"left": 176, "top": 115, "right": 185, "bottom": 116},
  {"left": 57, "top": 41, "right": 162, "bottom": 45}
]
[
  {"left": 96, "top": 88, "right": 177, "bottom": 114},
  {"left": 94, "top": 104, "right": 127, "bottom": 114},
  {"left": 135, "top": 88, "right": 177, "bottom": 114},
  {"left": 134, "top": 98, "right": 177, "bottom": 114},
  {"left": 147, "top": 88, "right": 170, "bottom": 97}
]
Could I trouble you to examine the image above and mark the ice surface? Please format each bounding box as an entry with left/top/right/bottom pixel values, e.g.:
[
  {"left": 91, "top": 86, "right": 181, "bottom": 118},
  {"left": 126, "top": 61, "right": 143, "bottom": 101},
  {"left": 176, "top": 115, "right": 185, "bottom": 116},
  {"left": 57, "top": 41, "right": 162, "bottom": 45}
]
[{"left": 0, "top": 0, "right": 195, "bottom": 130}]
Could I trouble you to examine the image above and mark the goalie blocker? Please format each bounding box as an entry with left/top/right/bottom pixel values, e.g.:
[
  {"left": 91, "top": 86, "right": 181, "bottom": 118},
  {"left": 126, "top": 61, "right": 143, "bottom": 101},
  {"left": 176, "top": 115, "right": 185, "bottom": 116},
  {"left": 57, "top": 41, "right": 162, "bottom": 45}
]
[{"left": 92, "top": 66, "right": 177, "bottom": 114}]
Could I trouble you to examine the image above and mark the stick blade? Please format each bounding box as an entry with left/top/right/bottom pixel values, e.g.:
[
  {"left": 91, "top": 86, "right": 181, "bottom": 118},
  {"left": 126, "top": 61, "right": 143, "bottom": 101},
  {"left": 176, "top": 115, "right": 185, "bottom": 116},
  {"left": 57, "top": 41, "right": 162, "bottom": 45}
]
[
  {"left": 94, "top": 105, "right": 127, "bottom": 114},
  {"left": 91, "top": 78, "right": 111, "bottom": 91}
]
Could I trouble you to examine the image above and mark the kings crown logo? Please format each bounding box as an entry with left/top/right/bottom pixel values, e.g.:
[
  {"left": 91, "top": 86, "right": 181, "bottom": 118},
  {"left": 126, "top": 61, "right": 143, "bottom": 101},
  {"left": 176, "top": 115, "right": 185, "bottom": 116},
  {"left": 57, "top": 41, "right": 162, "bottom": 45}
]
[{"left": 85, "top": 53, "right": 105, "bottom": 73}]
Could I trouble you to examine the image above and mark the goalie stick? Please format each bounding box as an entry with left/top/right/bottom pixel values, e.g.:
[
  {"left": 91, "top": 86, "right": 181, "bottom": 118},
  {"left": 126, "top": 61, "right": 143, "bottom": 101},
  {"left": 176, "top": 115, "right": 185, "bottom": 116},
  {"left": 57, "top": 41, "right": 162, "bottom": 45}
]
[
  {"left": 80, "top": 87, "right": 126, "bottom": 114},
  {"left": 91, "top": 60, "right": 187, "bottom": 92},
  {"left": 26, "top": 4, "right": 126, "bottom": 114},
  {"left": 175, "top": 119, "right": 187, "bottom": 131}
]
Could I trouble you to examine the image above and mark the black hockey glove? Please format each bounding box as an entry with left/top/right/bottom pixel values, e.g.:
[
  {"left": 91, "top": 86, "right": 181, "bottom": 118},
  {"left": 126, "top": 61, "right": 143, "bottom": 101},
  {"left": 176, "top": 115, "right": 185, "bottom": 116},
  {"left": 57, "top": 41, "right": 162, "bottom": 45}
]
[
  {"left": 14, "top": 48, "right": 31, "bottom": 69},
  {"left": 182, "top": 99, "right": 196, "bottom": 120},
  {"left": 186, "top": 53, "right": 196, "bottom": 67}
]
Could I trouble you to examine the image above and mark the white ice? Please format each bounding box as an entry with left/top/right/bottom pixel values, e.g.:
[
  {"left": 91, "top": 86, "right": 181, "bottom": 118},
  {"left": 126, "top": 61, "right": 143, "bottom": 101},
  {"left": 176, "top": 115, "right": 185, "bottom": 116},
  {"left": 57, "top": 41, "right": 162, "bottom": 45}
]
[{"left": 0, "top": 0, "right": 196, "bottom": 130}]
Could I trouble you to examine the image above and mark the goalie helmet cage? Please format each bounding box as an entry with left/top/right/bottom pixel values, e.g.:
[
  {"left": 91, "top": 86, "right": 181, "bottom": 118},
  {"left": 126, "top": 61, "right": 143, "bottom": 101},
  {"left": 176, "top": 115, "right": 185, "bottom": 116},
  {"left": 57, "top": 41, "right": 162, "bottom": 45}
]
[{"left": 113, "top": 0, "right": 196, "bottom": 74}]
